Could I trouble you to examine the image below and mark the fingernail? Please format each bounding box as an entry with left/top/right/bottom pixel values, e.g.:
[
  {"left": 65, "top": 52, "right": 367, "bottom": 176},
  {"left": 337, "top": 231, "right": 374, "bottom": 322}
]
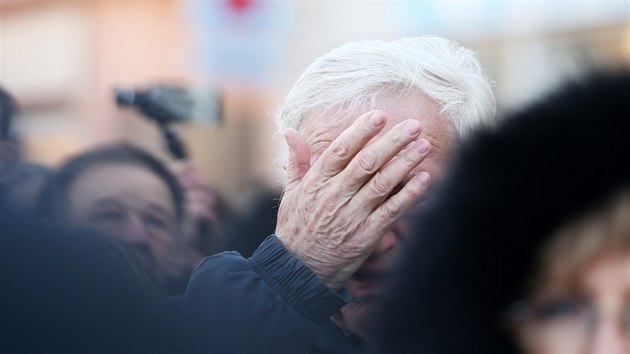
[
  {"left": 404, "top": 120, "right": 420, "bottom": 135},
  {"left": 417, "top": 172, "right": 430, "bottom": 187},
  {"left": 369, "top": 112, "right": 385, "bottom": 127},
  {"left": 415, "top": 139, "right": 430, "bottom": 154}
]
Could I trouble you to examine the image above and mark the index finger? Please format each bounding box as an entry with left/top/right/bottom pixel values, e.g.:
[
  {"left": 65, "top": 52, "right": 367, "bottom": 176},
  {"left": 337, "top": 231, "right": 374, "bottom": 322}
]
[{"left": 309, "top": 110, "right": 387, "bottom": 181}]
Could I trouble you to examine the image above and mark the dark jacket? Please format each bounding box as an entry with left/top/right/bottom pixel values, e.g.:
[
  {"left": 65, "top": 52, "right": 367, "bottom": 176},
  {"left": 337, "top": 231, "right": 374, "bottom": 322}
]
[
  {"left": 373, "top": 70, "right": 630, "bottom": 353},
  {"left": 179, "top": 235, "right": 360, "bottom": 354},
  {"left": 0, "top": 209, "right": 182, "bottom": 354}
]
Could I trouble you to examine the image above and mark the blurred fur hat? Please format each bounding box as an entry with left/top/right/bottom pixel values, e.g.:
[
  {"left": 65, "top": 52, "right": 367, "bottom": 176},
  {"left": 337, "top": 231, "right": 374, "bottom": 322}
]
[{"left": 374, "top": 70, "right": 630, "bottom": 353}]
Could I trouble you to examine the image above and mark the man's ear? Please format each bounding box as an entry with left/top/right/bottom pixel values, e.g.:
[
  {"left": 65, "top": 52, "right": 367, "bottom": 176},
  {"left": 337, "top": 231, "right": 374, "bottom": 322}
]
[{"left": 283, "top": 128, "right": 310, "bottom": 190}]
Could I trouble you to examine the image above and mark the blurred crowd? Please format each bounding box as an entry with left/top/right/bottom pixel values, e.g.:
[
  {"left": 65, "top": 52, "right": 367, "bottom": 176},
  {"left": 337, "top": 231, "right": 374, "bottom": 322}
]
[{"left": 1, "top": 35, "right": 628, "bottom": 354}]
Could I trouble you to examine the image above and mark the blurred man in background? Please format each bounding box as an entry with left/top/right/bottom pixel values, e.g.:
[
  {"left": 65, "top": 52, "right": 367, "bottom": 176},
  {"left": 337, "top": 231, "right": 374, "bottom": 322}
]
[
  {"left": 38, "top": 144, "right": 201, "bottom": 295},
  {"left": 180, "top": 36, "right": 496, "bottom": 354},
  {"left": 0, "top": 86, "right": 51, "bottom": 213},
  {"left": 170, "top": 160, "right": 234, "bottom": 255}
]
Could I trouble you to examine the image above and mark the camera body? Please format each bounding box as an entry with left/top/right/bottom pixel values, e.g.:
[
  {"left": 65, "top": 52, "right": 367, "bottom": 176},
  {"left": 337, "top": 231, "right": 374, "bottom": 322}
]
[{"left": 115, "top": 85, "right": 222, "bottom": 159}]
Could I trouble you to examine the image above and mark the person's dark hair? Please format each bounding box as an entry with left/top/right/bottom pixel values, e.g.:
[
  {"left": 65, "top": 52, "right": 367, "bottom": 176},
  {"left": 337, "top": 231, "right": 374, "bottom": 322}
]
[
  {"left": 0, "top": 85, "right": 18, "bottom": 140},
  {"left": 0, "top": 162, "right": 51, "bottom": 212},
  {"left": 2, "top": 162, "right": 50, "bottom": 184},
  {"left": 38, "top": 144, "right": 185, "bottom": 226},
  {"left": 372, "top": 70, "right": 630, "bottom": 354}
]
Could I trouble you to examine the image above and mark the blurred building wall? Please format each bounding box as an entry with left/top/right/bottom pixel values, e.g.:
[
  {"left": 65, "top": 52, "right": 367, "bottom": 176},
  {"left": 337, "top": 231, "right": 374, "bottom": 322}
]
[{"left": 1, "top": 0, "right": 191, "bottom": 159}]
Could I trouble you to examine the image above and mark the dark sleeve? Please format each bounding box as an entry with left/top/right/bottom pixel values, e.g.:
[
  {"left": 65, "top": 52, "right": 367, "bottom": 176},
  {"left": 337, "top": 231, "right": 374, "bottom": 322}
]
[{"left": 178, "top": 235, "right": 347, "bottom": 354}]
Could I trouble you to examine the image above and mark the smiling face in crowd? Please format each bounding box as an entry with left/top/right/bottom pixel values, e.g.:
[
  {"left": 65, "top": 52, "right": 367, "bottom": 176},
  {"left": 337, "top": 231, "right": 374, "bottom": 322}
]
[{"left": 66, "top": 162, "right": 178, "bottom": 281}]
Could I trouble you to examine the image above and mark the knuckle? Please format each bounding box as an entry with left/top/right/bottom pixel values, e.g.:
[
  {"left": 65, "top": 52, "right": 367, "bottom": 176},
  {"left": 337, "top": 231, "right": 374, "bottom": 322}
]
[
  {"left": 301, "top": 178, "right": 319, "bottom": 195},
  {"left": 371, "top": 171, "right": 392, "bottom": 197},
  {"left": 331, "top": 140, "right": 349, "bottom": 158},
  {"left": 401, "top": 149, "right": 421, "bottom": 167},
  {"left": 383, "top": 198, "right": 402, "bottom": 218},
  {"left": 394, "top": 124, "right": 417, "bottom": 145},
  {"left": 390, "top": 133, "right": 406, "bottom": 149},
  {"left": 357, "top": 151, "right": 377, "bottom": 173},
  {"left": 406, "top": 179, "right": 424, "bottom": 197}
]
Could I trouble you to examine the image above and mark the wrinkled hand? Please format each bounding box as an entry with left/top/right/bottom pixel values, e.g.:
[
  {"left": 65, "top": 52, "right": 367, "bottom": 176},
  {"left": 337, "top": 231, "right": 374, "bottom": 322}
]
[{"left": 275, "top": 110, "right": 432, "bottom": 291}]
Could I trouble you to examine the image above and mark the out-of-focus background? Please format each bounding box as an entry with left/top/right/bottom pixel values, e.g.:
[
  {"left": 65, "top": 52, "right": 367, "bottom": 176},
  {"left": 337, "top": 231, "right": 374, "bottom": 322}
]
[{"left": 1, "top": 0, "right": 628, "bottom": 209}]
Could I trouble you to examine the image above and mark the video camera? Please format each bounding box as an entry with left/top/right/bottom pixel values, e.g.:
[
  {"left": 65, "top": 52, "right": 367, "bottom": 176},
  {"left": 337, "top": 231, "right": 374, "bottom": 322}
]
[{"left": 115, "top": 85, "right": 222, "bottom": 159}]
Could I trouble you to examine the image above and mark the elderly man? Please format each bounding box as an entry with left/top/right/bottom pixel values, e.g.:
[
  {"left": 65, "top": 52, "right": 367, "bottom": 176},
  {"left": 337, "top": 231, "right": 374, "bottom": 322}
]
[{"left": 179, "top": 36, "right": 496, "bottom": 354}]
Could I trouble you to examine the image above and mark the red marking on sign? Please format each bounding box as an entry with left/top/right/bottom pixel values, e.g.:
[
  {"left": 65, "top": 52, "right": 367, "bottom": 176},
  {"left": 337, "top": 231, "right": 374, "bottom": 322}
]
[{"left": 228, "top": 0, "right": 252, "bottom": 13}]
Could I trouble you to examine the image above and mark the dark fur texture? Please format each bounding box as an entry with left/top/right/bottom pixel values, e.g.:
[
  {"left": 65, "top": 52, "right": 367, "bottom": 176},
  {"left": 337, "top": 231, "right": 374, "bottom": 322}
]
[{"left": 372, "top": 70, "right": 630, "bottom": 353}]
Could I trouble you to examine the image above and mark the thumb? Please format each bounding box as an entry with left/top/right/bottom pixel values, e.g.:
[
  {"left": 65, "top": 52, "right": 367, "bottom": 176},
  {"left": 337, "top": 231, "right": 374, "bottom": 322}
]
[{"left": 284, "top": 128, "right": 310, "bottom": 189}]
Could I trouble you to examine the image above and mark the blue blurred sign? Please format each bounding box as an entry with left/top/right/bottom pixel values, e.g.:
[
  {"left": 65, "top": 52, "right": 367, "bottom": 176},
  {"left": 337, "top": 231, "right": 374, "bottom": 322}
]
[
  {"left": 397, "top": 1, "right": 628, "bottom": 41},
  {"left": 182, "top": 0, "right": 292, "bottom": 85}
]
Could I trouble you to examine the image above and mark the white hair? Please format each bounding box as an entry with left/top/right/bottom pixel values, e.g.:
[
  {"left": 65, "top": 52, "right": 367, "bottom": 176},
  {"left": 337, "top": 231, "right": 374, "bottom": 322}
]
[{"left": 275, "top": 36, "right": 496, "bottom": 174}]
